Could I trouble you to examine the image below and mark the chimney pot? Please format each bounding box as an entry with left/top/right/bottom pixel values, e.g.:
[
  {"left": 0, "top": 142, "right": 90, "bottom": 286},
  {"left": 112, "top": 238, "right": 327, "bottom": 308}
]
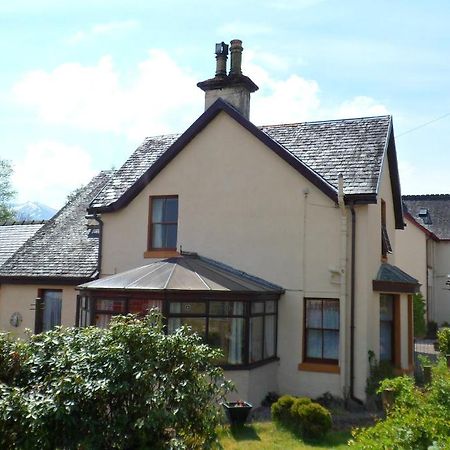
[
  {"left": 214, "top": 42, "right": 228, "bottom": 77},
  {"left": 229, "top": 39, "right": 243, "bottom": 75}
]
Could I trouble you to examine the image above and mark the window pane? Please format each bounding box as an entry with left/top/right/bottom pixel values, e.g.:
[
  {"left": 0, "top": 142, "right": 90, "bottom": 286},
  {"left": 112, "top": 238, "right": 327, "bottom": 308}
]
[
  {"left": 264, "top": 315, "right": 276, "bottom": 358},
  {"left": 169, "top": 302, "right": 206, "bottom": 314},
  {"left": 380, "top": 295, "right": 394, "bottom": 320},
  {"left": 380, "top": 321, "right": 393, "bottom": 361},
  {"left": 209, "top": 301, "right": 243, "bottom": 316},
  {"left": 164, "top": 198, "right": 178, "bottom": 222},
  {"left": 306, "top": 329, "right": 322, "bottom": 359},
  {"left": 251, "top": 302, "right": 264, "bottom": 314},
  {"left": 165, "top": 224, "right": 177, "bottom": 248},
  {"left": 167, "top": 317, "right": 206, "bottom": 340},
  {"left": 129, "top": 299, "right": 162, "bottom": 315},
  {"left": 306, "top": 300, "right": 322, "bottom": 328},
  {"left": 42, "top": 290, "right": 62, "bottom": 332},
  {"left": 152, "top": 198, "right": 164, "bottom": 222},
  {"left": 323, "top": 330, "right": 339, "bottom": 360},
  {"left": 323, "top": 301, "right": 339, "bottom": 329},
  {"left": 208, "top": 318, "right": 245, "bottom": 364},
  {"left": 249, "top": 316, "right": 264, "bottom": 362},
  {"left": 266, "top": 300, "right": 276, "bottom": 314},
  {"left": 97, "top": 299, "right": 125, "bottom": 313},
  {"left": 152, "top": 224, "right": 164, "bottom": 248}
]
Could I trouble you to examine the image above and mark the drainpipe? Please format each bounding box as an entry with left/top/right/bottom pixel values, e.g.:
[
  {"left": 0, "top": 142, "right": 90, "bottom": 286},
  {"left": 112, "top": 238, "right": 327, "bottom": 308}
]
[
  {"left": 86, "top": 213, "right": 103, "bottom": 278},
  {"left": 337, "top": 175, "right": 347, "bottom": 396},
  {"left": 349, "top": 204, "right": 363, "bottom": 404}
]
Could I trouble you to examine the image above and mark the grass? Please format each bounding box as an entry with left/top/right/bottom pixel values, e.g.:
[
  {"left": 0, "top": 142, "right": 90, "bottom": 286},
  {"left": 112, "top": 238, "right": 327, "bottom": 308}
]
[{"left": 216, "top": 421, "right": 351, "bottom": 449}]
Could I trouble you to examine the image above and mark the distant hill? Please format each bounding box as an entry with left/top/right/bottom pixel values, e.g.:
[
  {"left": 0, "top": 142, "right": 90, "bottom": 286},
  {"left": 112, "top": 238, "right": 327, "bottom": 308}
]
[{"left": 14, "top": 202, "right": 57, "bottom": 221}]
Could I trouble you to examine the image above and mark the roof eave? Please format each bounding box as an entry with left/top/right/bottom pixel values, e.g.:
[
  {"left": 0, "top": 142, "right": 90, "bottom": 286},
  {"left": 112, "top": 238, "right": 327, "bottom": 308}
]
[
  {"left": 88, "top": 98, "right": 338, "bottom": 213},
  {"left": 0, "top": 275, "right": 97, "bottom": 285}
]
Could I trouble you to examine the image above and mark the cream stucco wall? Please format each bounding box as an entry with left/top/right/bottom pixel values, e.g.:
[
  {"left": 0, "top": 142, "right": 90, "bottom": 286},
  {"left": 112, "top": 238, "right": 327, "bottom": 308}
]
[
  {"left": 395, "top": 218, "right": 427, "bottom": 292},
  {"left": 0, "top": 284, "right": 78, "bottom": 338},
  {"left": 101, "top": 111, "right": 345, "bottom": 403},
  {"left": 95, "top": 111, "right": 407, "bottom": 404},
  {"left": 432, "top": 242, "right": 450, "bottom": 323}
]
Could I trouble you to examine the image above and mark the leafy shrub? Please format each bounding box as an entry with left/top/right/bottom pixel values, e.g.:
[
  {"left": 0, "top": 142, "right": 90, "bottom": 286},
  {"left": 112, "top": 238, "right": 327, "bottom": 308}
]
[
  {"left": 271, "top": 395, "right": 297, "bottom": 424},
  {"left": 0, "top": 312, "right": 231, "bottom": 449},
  {"left": 413, "top": 293, "right": 427, "bottom": 337},
  {"left": 351, "top": 360, "right": 450, "bottom": 449},
  {"left": 437, "top": 327, "right": 450, "bottom": 355},
  {"left": 294, "top": 402, "right": 332, "bottom": 438}
]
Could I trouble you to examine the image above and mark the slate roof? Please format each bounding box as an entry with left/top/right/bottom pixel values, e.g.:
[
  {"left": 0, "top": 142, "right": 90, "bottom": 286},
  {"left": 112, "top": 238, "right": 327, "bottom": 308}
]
[
  {"left": 0, "top": 221, "right": 46, "bottom": 266},
  {"left": 89, "top": 100, "right": 392, "bottom": 211},
  {"left": 0, "top": 171, "right": 113, "bottom": 282},
  {"left": 78, "top": 253, "right": 284, "bottom": 293},
  {"left": 403, "top": 195, "right": 450, "bottom": 240}
]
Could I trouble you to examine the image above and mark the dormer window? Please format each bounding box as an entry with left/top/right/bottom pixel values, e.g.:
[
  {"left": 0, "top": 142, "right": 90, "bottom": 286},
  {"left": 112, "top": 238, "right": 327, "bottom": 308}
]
[
  {"left": 148, "top": 196, "right": 178, "bottom": 250},
  {"left": 381, "top": 199, "right": 392, "bottom": 258},
  {"left": 418, "top": 207, "right": 432, "bottom": 225}
]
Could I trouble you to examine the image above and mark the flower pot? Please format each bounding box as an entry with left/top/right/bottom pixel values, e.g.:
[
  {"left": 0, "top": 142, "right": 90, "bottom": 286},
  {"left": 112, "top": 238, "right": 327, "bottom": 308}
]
[{"left": 222, "top": 401, "right": 253, "bottom": 426}]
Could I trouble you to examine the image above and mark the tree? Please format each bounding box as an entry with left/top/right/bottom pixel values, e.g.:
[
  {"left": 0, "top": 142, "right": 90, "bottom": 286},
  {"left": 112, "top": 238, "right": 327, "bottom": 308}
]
[
  {"left": 0, "top": 311, "right": 231, "bottom": 449},
  {"left": 0, "top": 159, "right": 16, "bottom": 221}
]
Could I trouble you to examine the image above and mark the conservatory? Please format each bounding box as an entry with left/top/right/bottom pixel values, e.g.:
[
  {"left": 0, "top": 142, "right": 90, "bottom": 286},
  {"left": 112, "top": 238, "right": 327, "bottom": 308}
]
[{"left": 76, "top": 254, "right": 283, "bottom": 369}]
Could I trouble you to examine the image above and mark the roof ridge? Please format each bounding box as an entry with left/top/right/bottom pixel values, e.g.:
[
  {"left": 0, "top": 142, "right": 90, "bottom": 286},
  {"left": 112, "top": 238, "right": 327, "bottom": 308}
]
[{"left": 403, "top": 194, "right": 450, "bottom": 199}]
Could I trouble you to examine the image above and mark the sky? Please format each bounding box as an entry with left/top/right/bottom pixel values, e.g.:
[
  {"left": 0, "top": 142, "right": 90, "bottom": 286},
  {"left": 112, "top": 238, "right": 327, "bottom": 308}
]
[{"left": 1, "top": 0, "right": 450, "bottom": 209}]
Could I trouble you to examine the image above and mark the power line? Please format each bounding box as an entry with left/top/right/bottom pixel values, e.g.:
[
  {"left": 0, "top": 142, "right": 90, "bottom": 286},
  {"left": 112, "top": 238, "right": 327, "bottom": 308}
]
[{"left": 396, "top": 112, "right": 450, "bottom": 138}]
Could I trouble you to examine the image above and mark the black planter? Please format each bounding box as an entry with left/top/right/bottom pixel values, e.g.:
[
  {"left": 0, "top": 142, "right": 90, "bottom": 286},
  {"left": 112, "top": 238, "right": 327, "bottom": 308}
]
[{"left": 222, "top": 401, "right": 253, "bottom": 425}]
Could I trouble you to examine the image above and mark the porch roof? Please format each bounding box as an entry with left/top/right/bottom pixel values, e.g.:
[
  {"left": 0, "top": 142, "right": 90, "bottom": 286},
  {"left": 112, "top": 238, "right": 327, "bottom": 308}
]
[
  {"left": 77, "top": 253, "right": 284, "bottom": 294},
  {"left": 372, "top": 263, "right": 420, "bottom": 293}
]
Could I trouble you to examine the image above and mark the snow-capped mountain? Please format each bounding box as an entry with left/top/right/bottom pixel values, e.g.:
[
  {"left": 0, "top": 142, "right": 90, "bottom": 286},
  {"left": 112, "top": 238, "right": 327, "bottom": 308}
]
[{"left": 14, "top": 202, "right": 57, "bottom": 221}]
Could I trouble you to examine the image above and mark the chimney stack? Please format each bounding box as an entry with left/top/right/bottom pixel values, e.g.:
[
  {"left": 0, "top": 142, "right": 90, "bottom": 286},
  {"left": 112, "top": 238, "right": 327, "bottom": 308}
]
[{"left": 197, "top": 39, "right": 258, "bottom": 120}]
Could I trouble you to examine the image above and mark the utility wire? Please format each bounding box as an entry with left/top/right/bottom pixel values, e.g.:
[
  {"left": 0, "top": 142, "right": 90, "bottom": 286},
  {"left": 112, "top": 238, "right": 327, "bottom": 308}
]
[{"left": 396, "top": 112, "right": 450, "bottom": 138}]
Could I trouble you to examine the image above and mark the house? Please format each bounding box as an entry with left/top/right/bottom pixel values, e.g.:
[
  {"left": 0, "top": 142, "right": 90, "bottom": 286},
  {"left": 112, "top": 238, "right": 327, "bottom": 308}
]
[
  {"left": 396, "top": 195, "right": 450, "bottom": 324},
  {"left": 0, "top": 40, "right": 418, "bottom": 405},
  {"left": 0, "top": 171, "right": 112, "bottom": 333},
  {"left": 76, "top": 40, "right": 419, "bottom": 404}
]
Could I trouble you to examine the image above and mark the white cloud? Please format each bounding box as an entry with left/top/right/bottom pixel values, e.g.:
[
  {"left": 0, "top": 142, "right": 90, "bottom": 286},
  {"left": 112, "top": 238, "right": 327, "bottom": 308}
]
[
  {"left": 12, "top": 141, "right": 96, "bottom": 209},
  {"left": 12, "top": 51, "right": 202, "bottom": 140},
  {"left": 334, "top": 96, "right": 389, "bottom": 119},
  {"left": 67, "top": 20, "right": 140, "bottom": 44}
]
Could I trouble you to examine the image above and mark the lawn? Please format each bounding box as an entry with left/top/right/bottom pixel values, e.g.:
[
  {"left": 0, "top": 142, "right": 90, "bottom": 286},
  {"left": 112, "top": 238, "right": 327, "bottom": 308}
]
[{"left": 217, "top": 422, "right": 351, "bottom": 449}]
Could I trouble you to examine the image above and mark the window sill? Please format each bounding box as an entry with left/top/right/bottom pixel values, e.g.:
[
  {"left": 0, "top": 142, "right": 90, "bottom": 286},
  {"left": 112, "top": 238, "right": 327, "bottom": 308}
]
[
  {"left": 144, "top": 250, "right": 180, "bottom": 258},
  {"left": 298, "top": 362, "right": 340, "bottom": 374}
]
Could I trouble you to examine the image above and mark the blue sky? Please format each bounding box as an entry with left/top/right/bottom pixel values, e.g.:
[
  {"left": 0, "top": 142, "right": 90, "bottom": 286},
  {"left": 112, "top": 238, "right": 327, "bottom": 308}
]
[{"left": 1, "top": 0, "right": 450, "bottom": 208}]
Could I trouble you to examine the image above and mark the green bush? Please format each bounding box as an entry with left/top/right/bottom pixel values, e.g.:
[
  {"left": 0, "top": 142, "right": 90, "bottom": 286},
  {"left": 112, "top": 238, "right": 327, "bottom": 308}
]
[
  {"left": 413, "top": 293, "right": 427, "bottom": 337},
  {"left": 289, "top": 397, "right": 312, "bottom": 432},
  {"left": 366, "top": 350, "right": 395, "bottom": 397},
  {"left": 437, "top": 327, "right": 450, "bottom": 355},
  {"left": 351, "top": 360, "right": 450, "bottom": 449},
  {"left": 294, "top": 402, "right": 332, "bottom": 439},
  {"left": 271, "top": 395, "right": 297, "bottom": 424},
  {"left": 0, "top": 312, "right": 231, "bottom": 449}
]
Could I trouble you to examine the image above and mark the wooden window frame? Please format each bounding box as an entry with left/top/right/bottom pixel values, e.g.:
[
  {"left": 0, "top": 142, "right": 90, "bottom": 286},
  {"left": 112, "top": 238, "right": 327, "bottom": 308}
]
[
  {"left": 147, "top": 195, "right": 178, "bottom": 252},
  {"left": 303, "top": 298, "right": 340, "bottom": 365}
]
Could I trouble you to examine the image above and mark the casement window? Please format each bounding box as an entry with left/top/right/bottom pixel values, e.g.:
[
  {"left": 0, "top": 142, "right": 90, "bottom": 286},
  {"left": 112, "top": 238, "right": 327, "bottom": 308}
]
[
  {"left": 35, "top": 289, "right": 62, "bottom": 333},
  {"left": 148, "top": 196, "right": 178, "bottom": 250},
  {"left": 380, "top": 294, "right": 399, "bottom": 363},
  {"left": 381, "top": 199, "right": 392, "bottom": 258},
  {"left": 77, "top": 295, "right": 278, "bottom": 368},
  {"left": 304, "top": 298, "right": 339, "bottom": 364}
]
